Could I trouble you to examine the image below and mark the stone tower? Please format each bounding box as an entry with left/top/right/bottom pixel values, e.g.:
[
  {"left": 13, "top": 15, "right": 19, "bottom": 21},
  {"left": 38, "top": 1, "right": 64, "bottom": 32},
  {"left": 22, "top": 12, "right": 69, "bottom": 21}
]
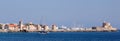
[
  {"left": 52, "top": 24, "right": 57, "bottom": 32},
  {"left": 102, "top": 21, "right": 112, "bottom": 29},
  {"left": 19, "top": 20, "right": 23, "bottom": 30}
]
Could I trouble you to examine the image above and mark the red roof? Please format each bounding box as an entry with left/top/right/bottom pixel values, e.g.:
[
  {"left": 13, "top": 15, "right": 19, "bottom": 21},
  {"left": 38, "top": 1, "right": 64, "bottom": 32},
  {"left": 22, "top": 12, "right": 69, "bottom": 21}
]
[{"left": 8, "top": 24, "right": 17, "bottom": 27}]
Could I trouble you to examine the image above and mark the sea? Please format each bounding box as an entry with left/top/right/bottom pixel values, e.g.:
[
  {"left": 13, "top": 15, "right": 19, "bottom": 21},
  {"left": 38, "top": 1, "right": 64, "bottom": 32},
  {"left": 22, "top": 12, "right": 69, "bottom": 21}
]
[{"left": 0, "top": 31, "right": 120, "bottom": 41}]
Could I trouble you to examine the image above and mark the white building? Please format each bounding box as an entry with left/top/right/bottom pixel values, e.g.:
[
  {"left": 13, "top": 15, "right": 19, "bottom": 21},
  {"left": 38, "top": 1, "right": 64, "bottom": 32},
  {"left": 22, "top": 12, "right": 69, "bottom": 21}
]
[
  {"left": 27, "top": 22, "right": 37, "bottom": 32},
  {"left": 44, "top": 25, "right": 49, "bottom": 31},
  {"left": 37, "top": 24, "right": 42, "bottom": 31}
]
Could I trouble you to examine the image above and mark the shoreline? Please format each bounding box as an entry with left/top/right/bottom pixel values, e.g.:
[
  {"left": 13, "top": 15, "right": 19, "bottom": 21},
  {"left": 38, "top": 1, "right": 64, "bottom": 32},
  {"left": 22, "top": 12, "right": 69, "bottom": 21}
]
[
  {"left": 0, "top": 21, "right": 118, "bottom": 33},
  {"left": 0, "top": 30, "right": 118, "bottom": 33}
]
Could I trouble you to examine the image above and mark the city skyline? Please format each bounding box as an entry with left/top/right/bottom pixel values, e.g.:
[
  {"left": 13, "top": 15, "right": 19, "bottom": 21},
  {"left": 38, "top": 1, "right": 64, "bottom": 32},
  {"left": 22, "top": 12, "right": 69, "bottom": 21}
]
[{"left": 0, "top": 0, "right": 120, "bottom": 29}]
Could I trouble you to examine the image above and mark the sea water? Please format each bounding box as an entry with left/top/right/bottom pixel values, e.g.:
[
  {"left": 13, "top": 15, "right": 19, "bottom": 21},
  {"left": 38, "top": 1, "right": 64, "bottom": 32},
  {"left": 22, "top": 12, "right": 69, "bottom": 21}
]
[{"left": 0, "top": 31, "right": 120, "bottom": 41}]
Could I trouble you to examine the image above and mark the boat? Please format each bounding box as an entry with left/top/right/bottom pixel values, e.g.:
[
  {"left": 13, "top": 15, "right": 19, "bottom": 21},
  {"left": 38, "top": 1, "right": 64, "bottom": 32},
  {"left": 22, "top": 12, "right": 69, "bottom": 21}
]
[{"left": 38, "top": 31, "right": 49, "bottom": 34}]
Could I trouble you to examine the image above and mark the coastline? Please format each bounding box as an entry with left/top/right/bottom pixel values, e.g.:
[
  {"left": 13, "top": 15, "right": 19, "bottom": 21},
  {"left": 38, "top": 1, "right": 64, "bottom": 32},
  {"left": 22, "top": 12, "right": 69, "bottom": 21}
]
[
  {"left": 0, "top": 29, "right": 118, "bottom": 33},
  {"left": 0, "top": 21, "right": 118, "bottom": 33}
]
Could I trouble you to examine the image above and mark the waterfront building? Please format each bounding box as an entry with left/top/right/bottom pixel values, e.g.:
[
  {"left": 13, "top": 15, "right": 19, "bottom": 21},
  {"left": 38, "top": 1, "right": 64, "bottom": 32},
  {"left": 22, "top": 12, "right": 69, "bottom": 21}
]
[
  {"left": 6, "top": 24, "right": 19, "bottom": 31},
  {"left": 2, "top": 24, "right": 6, "bottom": 30},
  {"left": 0, "top": 24, "right": 2, "bottom": 29},
  {"left": 22, "top": 25, "right": 28, "bottom": 31},
  {"left": 0, "top": 23, "right": 5, "bottom": 29},
  {"left": 79, "top": 28, "right": 86, "bottom": 31},
  {"left": 60, "top": 25, "right": 67, "bottom": 29},
  {"left": 102, "top": 22, "right": 117, "bottom": 31},
  {"left": 92, "top": 27, "right": 104, "bottom": 31},
  {"left": 0, "top": 24, "right": 8, "bottom": 32},
  {"left": 85, "top": 28, "right": 92, "bottom": 31},
  {"left": 102, "top": 21, "right": 112, "bottom": 29},
  {"left": 37, "top": 24, "right": 42, "bottom": 31},
  {"left": 91, "top": 22, "right": 117, "bottom": 31},
  {"left": 27, "top": 22, "right": 37, "bottom": 32},
  {"left": 52, "top": 24, "right": 58, "bottom": 32},
  {"left": 43, "top": 25, "right": 49, "bottom": 31},
  {"left": 70, "top": 27, "right": 80, "bottom": 31}
]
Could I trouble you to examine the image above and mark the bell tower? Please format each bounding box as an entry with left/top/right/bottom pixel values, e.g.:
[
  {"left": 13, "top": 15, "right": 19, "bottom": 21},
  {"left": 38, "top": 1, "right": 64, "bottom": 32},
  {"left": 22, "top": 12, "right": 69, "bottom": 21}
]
[{"left": 19, "top": 19, "right": 23, "bottom": 30}]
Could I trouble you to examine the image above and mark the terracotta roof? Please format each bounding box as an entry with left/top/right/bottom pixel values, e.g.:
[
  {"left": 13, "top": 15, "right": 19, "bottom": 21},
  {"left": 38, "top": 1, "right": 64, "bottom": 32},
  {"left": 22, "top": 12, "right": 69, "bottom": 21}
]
[{"left": 8, "top": 24, "right": 17, "bottom": 27}]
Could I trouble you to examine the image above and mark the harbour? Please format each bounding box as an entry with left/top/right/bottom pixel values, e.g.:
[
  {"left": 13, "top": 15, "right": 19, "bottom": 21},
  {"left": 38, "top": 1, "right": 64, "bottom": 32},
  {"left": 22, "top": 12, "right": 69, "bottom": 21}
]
[
  {"left": 0, "top": 20, "right": 118, "bottom": 33},
  {"left": 0, "top": 0, "right": 120, "bottom": 41}
]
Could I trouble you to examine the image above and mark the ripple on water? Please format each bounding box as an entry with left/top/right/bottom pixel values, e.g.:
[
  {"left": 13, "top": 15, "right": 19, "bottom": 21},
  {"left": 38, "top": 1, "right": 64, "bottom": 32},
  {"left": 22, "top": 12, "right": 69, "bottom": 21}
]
[{"left": 0, "top": 32, "right": 119, "bottom": 41}]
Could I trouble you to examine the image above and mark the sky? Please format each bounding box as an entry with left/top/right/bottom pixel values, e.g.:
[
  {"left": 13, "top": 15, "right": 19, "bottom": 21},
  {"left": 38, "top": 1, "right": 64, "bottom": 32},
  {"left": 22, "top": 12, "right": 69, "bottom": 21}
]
[{"left": 0, "top": 0, "right": 120, "bottom": 28}]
